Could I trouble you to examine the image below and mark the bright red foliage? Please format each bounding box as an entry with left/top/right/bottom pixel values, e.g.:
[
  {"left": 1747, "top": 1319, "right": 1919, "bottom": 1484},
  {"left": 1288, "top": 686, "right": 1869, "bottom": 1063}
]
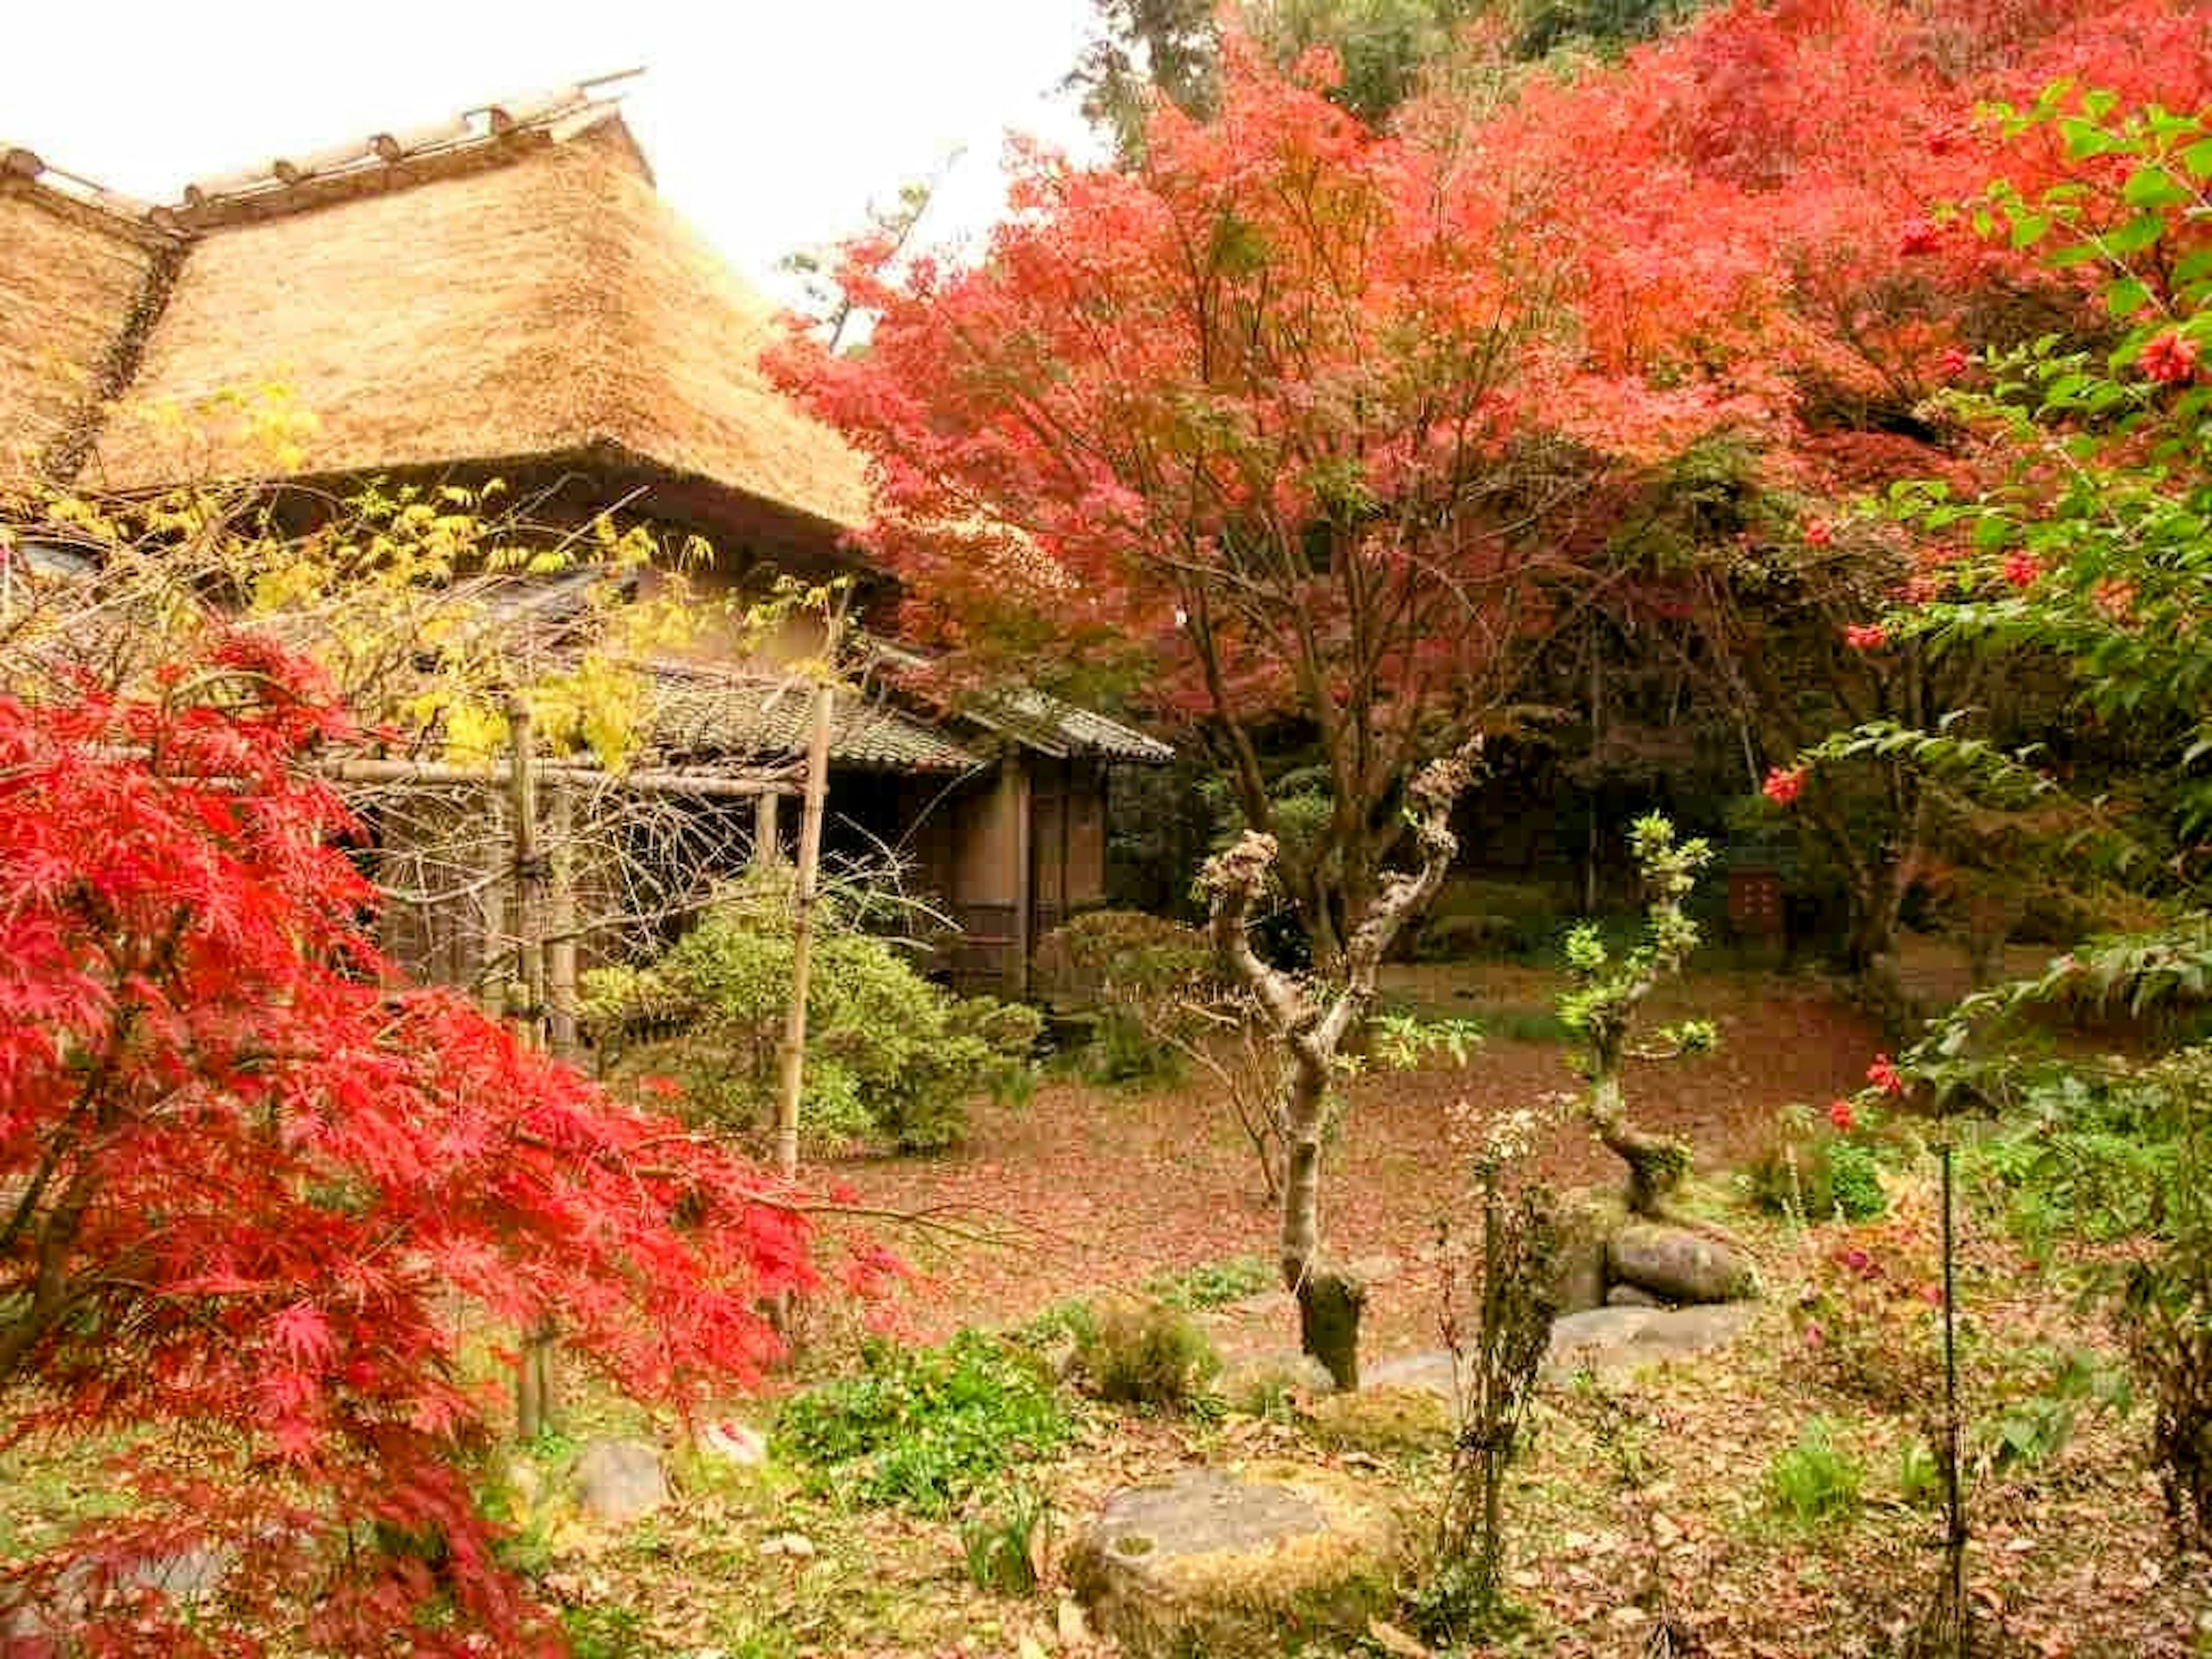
[
  {"left": 0, "top": 643, "right": 814, "bottom": 1655},
  {"left": 1419, "top": 0, "right": 2212, "bottom": 487}
]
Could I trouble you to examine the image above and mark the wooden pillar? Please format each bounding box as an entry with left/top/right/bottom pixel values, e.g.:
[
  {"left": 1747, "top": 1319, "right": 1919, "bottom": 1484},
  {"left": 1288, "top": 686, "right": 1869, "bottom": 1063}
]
[
  {"left": 753, "top": 789, "right": 781, "bottom": 868},
  {"left": 507, "top": 699, "right": 547, "bottom": 1045},
  {"left": 507, "top": 699, "right": 558, "bottom": 1438},
  {"left": 1007, "top": 756, "right": 1032, "bottom": 1000}
]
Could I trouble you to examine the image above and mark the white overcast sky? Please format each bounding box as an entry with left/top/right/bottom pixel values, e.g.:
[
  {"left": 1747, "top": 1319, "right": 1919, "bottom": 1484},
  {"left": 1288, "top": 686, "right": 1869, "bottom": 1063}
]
[{"left": 3, "top": 0, "right": 1107, "bottom": 302}]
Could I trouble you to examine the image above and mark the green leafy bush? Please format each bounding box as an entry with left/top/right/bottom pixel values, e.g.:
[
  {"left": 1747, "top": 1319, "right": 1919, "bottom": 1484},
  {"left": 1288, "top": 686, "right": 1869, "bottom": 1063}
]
[
  {"left": 1410, "top": 877, "right": 1567, "bottom": 962},
  {"left": 775, "top": 1331, "right": 1071, "bottom": 1515},
  {"left": 1041, "top": 908, "right": 1215, "bottom": 1086},
  {"left": 1074, "top": 1301, "right": 1222, "bottom": 1408},
  {"left": 1744, "top": 1107, "right": 1888, "bottom": 1222},
  {"left": 590, "top": 870, "right": 1040, "bottom": 1152},
  {"left": 1895, "top": 1438, "right": 1944, "bottom": 1509},
  {"left": 1765, "top": 1418, "right": 1863, "bottom": 1527},
  {"left": 1964, "top": 1070, "right": 2180, "bottom": 1256}
]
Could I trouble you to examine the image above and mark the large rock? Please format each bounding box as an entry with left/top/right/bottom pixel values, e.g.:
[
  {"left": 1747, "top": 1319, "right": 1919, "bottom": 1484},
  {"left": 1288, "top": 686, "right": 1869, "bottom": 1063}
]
[
  {"left": 573, "top": 1437, "right": 670, "bottom": 1524},
  {"left": 1066, "top": 1464, "right": 1400, "bottom": 1658},
  {"left": 2, "top": 1546, "right": 232, "bottom": 1643},
  {"left": 1541, "top": 1303, "right": 1757, "bottom": 1384},
  {"left": 1550, "top": 1187, "right": 1629, "bottom": 1313},
  {"left": 1607, "top": 1222, "right": 1756, "bottom": 1305}
]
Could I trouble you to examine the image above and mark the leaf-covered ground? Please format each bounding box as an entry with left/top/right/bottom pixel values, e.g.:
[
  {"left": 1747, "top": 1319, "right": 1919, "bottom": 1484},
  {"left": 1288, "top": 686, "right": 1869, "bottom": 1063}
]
[
  {"left": 8, "top": 956, "right": 2209, "bottom": 1656},
  {"left": 840, "top": 961, "right": 1889, "bottom": 1358}
]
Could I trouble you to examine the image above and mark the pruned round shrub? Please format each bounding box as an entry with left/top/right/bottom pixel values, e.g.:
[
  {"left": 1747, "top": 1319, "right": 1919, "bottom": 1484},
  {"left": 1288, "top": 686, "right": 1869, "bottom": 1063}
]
[
  {"left": 1041, "top": 909, "right": 1215, "bottom": 1085},
  {"left": 1074, "top": 1300, "right": 1222, "bottom": 1409},
  {"left": 594, "top": 870, "right": 1040, "bottom": 1152}
]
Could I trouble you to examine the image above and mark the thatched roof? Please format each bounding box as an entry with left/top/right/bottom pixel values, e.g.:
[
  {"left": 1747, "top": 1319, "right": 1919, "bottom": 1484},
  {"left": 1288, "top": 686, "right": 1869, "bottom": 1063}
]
[
  {"left": 0, "top": 167, "right": 173, "bottom": 479},
  {"left": 19, "top": 93, "right": 868, "bottom": 535}
]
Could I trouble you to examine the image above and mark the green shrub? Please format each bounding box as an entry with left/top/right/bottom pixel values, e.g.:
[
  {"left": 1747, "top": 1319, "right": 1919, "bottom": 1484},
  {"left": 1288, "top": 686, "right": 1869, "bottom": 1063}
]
[
  {"left": 1074, "top": 1302, "right": 1221, "bottom": 1409},
  {"left": 1963, "top": 1070, "right": 2180, "bottom": 1256},
  {"left": 775, "top": 1331, "right": 1071, "bottom": 1515},
  {"left": 1827, "top": 1140, "right": 1887, "bottom": 1222},
  {"left": 1765, "top": 1418, "right": 1863, "bottom": 1527},
  {"left": 960, "top": 1482, "right": 1051, "bottom": 1596},
  {"left": 1896, "top": 1438, "right": 1944, "bottom": 1509},
  {"left": 1744, "top": 1108, "right": 1887, "bottom": 1222},
  {"left": 1410, "top": 878, "right": 1566, "bottom": 962},
  {"left": 561, "top": 1605, "right": 654, "bottom": 1659},
  {"left": 1041, "top": 909, "right": 1215, "bottom": 1086},
  {"left": 601, "top": 870, "right": 1040, "bottom": 1152},
  {"left": 1971, "top": 1347, "right": 2133, "bottom": 1480}
]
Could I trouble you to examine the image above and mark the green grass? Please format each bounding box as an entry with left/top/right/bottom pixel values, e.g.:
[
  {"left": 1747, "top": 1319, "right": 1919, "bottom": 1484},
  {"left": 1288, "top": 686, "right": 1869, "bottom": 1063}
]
[
  {"left": 1765, "top": 1418, "right": 1864, "bottom": 1528},
  {"left": 774, "top": 1330, "right": 1071, "bottom": 1516},
  {"left": 1141, "top": 1253, "right": 1274, "bottom": 1309}
]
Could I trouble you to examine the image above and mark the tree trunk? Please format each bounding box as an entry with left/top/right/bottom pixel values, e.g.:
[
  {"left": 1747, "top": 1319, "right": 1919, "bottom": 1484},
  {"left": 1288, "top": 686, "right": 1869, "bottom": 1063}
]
[
  {"left": 1588, "top": 1071, "right": 1691, "bottom": 1218},
  {"left": 1205, "top": 742, "right": 1479, "bottom": 1391},
  {"left": 1297, "top": 1270, "right": 1366, "bottom": 1392}
]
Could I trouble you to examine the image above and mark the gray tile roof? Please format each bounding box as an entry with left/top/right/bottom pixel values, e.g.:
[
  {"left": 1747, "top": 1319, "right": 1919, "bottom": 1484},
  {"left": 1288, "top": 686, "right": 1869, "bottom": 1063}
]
[{"left": 649, "top": 666, "right": 984, "bottom": 774}]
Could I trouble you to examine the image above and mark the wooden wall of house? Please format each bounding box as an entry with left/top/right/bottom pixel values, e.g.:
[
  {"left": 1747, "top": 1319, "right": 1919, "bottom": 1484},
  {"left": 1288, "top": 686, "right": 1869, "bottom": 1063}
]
[
  {"left": 1028, "top": 756, "right": 1107, "bottom": 942},
  {"left": 937, "top": 759, "right": 1028, "bottom": 995}
]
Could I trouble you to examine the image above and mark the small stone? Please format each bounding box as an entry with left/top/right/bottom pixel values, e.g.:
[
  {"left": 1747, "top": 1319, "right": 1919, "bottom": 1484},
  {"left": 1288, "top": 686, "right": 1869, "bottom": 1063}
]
[
  {"left": 1606, "top": 1283, "right": 1666, "bottom": 1309},
  {"left": 1218, "top": 1349, "right": 1339, "bottom": 1410},
  {"left": 760, "top": 1531, "right": 815, "bottom": 1558},
  {"left": 1344, "top": 1253, "right": 1402, "bottom": 1287},
  {"left": 1549, "top": 1187, "right": 1629, "bottom": 1313},
  {"left": 1362, "top": 1351, "right": 1456, "bottom": 1402},
  {"left": 573, "top": 1437, "right": 670, "bottom": 1524},
  {"left": 699, "top": 1420, "right": 767, "bottom": 1467},
  {"left": 1057, "top": 1597, "right": 1092, "bottom": 1645},
  {"left": 1541, "top": 1303, "right": 1756, "bottom": 1384}
]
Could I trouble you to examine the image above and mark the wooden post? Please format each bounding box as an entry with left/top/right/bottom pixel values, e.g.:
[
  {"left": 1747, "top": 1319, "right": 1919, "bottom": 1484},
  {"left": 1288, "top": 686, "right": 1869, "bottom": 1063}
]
[
  {"left": 507, "top": 698, "right": 558, "bottom": 1437},
  {"left": 771, "top": 676, "right": 834, "bottom": 1182},
  {"left": 753, "top": 790, "right": 782, "bottom": 868},
  {"left": 1008, "top": 759, "right": 1033, "bottom": 999},
  {"left": 507, "top": 698, "right": 547, "bottom": 1047},
  {"left": 546, "top": 781, "right": 579, "bottom": 1060}
]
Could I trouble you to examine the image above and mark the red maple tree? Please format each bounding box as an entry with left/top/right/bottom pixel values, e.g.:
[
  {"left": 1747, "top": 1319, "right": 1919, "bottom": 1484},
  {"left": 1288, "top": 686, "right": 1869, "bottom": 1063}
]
[{"left": 0, "top": 638, "right": 822, "bottom": 1655}]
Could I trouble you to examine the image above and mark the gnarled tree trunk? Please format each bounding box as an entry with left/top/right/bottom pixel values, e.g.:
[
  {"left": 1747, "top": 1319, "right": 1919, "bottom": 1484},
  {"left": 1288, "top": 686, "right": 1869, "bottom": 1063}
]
[{"left": 1203, "top": 743, "right": 1478, "bottom": 1388}]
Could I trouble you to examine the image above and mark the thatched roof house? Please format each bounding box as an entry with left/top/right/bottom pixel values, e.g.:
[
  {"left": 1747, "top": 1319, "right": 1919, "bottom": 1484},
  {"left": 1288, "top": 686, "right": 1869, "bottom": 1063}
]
[
  {"left": 7, "top": 88, "right": 869, "bottom": 541},
  {"left": 0, "top": 85, "right": 1165, "bottom": 994}
]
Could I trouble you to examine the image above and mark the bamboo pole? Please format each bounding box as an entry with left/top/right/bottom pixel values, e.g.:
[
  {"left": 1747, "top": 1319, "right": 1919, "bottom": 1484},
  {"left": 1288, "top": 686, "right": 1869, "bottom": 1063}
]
[
  {"left": 546, "top": 781, "right": 578, "bottom": 1060},
  {"left": 507, "top": 699, "right": 558, "bottom": 1438},
  {"left": 771, "top": 674, "right": 835, "bottom": 1183},
  {"left": 322, "top": 755, "right": 797, "bottom": 799}
]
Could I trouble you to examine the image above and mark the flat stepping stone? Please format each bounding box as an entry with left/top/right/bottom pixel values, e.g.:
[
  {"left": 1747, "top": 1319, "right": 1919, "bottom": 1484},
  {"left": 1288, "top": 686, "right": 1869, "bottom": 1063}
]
[
  {"left": 1543, "top": 1303, "right": 1757, "bottom": 1382},
  {"left": 1067, "top": 1464, "right": 1398, "bottom": 1658},
  {"left": 1361, "top": 1304, "right": 1758, "bottom": 1405},
  {"left": 1365, "top": 1350, "right": 1456, "bottom": 1400}
]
